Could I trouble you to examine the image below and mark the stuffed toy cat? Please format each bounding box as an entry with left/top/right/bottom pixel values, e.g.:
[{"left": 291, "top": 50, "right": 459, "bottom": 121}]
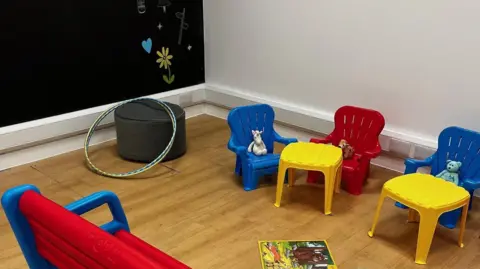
[
  {"left": 248, "top": 130, "right": 267, "bottom": 156},
  {"left": 338, "top": 139, "right": 355, "bottom": 159},
  {"left": 436, "top": 160, "right": 462, "bottom": 185}
]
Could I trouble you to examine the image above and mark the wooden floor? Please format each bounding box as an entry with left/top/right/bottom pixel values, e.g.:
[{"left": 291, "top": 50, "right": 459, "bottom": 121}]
[{"left": 1, "top": 115, "right": 480, "bottom": 269}]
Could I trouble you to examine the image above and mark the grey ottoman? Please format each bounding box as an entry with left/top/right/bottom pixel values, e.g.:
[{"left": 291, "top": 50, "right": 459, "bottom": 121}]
[{"left": 114, "top": 99, "right": 186, "bottom": 163}]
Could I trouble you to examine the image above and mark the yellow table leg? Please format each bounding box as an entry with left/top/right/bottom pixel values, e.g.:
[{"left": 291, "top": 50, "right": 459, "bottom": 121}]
[
  {"left": 335, "top": 164, "right": 342, "bottom": 193},
  {"left": 323, "top": 167, "right": 336, "bottom": 215},
  {"left": 288, "top": 168, "right": 296, "bottom": 187},
  {"left": 458, "top": 202, "right": 469, "bottom": 248},
  {"left": 408, "top": 208, "right": 419, "bottom": 223},
  {"left": 368, "top": 189, "right": 387, "bottom": 237},
  {"left": 274, "top": 163, "right": 287, "bottom": 208},
  {"left": 414, "top": 211, "right": 439, "bottom": 265}
]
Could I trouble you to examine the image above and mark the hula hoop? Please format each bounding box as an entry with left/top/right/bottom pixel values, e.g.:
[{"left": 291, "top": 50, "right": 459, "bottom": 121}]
[{"left": 84, "top": 97, "right": 177, "bottom": 178}]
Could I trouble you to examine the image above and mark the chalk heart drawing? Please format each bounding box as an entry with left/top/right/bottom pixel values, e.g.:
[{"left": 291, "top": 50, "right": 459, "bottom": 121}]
[{"left": 141, "top": 38, "right": 152, "bottom": 53}]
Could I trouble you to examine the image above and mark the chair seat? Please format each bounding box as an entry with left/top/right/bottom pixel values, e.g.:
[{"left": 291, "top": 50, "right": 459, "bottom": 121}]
[
  {"left": 342, "top": 157, "right": 360, "bottom": 172},
  {"left": 462, "top": 178, "right": 480, "bottom": 191},
  {"left": 248, "top": 153, "right": 280, "bottom": 169}
]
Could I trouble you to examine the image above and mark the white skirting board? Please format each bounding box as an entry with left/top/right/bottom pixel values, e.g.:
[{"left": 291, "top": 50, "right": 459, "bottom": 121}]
[
  {"left": 0, "top": 83, "right": 439, "bottom": 170},
  {"left": 0, "top": 84, "right": 205, "bottom": 171},
  {"left": 0, "top": 104, "right": 205, "bottom": 171},
  {"left": 0, "top": 83, "right": 438, "bottom": 167},
  {"left": 0, "top": 84, "right": 206, "bottom": 153},
  {"left": 204, "top": 104, "right": 408, "bottom": 172},
  {"left": 204, "top": 84, "right": 438, "bottom": 159},
  {"left": 0, "top": 100, "right": 406, "bottom": 173}
]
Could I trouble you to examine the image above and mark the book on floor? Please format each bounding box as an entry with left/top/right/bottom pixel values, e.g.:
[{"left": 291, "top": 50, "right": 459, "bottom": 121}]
[{"left": 258, "top": 240, "right": 337, "bottom": 269}]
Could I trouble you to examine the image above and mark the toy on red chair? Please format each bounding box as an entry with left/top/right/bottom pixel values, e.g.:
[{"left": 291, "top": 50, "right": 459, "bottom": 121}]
[
  {"left": 307, "top": 106, "right": 385, "bottom": 195},
  {"left": 1, "top": 184, "right": 191, "bottom": 269}
]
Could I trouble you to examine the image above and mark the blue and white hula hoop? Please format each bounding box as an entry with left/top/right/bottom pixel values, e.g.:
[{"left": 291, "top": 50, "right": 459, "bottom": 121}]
[{"left": 84, "top": 97, "right": 177, "bottom": 178}]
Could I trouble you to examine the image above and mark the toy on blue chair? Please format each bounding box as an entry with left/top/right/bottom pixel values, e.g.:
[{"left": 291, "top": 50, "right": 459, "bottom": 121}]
[
  {"left": 227, "top": 104, "right": 298, "bottom": 191},
  {"left": 395, "top": 126, "right": 480, "bottom": 229},
  {"left": 248, "top": 130, "right": 268, "bottom": 156},
  {"left": 436, "top": 160, "right": 462, "bottom": 186}
]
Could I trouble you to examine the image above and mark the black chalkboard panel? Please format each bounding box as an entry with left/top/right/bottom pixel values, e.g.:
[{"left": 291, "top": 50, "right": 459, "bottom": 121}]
[{"left": 0, "top": 0, "right": 204, "bottom": 127}]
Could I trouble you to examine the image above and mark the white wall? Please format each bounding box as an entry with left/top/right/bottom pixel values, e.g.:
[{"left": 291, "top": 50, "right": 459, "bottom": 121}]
[{"left": 204, "top": 0, "right": 480, "bottom": 147}]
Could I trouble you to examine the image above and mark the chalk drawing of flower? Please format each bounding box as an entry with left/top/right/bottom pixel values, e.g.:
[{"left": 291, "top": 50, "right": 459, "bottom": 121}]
[
  {"left": 156, "top": 47, "right": 172, "bottom": 69},
  {"left": 156, "top": 47, "right": 175, "bottom": 84}
]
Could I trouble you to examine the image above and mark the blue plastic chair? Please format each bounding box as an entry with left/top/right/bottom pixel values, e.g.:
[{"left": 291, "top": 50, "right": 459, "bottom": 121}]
[
  {"left": 227, "top": 104, "right": 298, "bottom": 191},
  {"left": 395, "top": 126, "right": 480, "bottom": 229}
]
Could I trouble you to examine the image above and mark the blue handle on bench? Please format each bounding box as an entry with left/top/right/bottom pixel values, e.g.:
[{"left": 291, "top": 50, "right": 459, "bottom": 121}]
[{"left": 65, "top": 191, "right": 130, "bottom": 234}]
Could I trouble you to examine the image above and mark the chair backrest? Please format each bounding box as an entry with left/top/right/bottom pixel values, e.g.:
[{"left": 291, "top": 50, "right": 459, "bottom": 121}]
[
  {"left": 227, "top": 104, "right": 276, "bottom": 153},
  {"left": 430, "top": 126, "right": 480, "bottom": 180},
  {"left": 330, "top": 106, "right": 385, "bottom": 153}
]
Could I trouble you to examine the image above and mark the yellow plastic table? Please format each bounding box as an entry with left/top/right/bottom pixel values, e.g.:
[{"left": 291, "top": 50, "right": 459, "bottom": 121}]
[
  {"left": 274, "top": 142, "right": 343, "bottom": 215},
  {"left": 368, "top": 173, "right": 470, "bottom": 265}
]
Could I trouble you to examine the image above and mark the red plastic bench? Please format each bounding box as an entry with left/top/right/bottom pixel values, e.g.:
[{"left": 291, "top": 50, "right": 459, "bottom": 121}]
[{"left": 2, "top": 184, "right": 191, "bottom": 269}]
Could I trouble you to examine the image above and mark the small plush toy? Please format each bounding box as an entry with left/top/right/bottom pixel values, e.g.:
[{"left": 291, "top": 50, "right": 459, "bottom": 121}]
[
  {"left": 248, "top": 130, "right": 267, "bottom": 156},
  {"left": 338, "top": 139, "right": 355, "bottom": 159},
  {"left": 436, "top": 160, "right": 462, "bottom": 185}
]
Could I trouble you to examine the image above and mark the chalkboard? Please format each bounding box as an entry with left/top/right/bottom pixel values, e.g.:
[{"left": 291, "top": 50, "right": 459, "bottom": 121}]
[{"left": 0, "top": 0, "right": 204, "bottom": 127}]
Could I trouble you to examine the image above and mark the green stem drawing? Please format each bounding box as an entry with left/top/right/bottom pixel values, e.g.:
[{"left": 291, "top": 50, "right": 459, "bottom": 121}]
[{"left": 163, "top": 66, "right": 175, "bottom": 84}]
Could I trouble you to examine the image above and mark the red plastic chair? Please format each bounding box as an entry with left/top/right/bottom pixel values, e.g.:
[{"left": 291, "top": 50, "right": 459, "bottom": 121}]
[{"left": 307, "top": 106, "right": 385, "bottom": 195}]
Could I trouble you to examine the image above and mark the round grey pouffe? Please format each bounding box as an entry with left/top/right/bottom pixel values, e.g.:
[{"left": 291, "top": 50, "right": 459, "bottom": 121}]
[{"left": 114, "top": 99, "right": 186, "bottom": 163}]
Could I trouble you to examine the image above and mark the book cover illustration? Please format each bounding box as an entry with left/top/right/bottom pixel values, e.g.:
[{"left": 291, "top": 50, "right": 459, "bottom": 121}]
[{"left": 258, "top": 240, "right": 337, "bottom": 269}]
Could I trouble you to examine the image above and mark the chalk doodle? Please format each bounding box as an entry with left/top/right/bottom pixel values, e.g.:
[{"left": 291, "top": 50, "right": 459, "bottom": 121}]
[
  {"left": 156, "top": 47, "right": 175, "bottom": 84},
  {"left": 137, "top": 0, "right": 146, "bottom": 14},
  {"left": 175, "top": 8, "right": 189, "bottom": 45},
  {"left": 141, "top": 38, "right": 152, "bottom": 53},
  {"left": 157, "top": 0, "right": 171, "bottom": 13}
]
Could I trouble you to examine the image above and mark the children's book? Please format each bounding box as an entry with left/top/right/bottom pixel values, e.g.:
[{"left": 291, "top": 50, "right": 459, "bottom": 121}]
[{"left": 258, "top": 240, "right": 337, "bottom": 269}]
